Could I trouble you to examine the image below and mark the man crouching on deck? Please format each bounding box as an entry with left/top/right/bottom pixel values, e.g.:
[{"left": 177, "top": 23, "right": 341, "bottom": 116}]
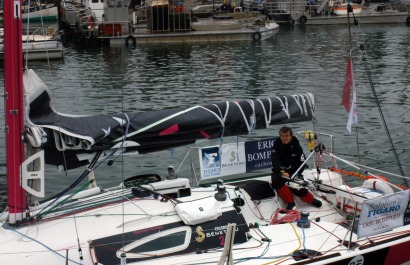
[{"left": 271, "top": 126, "right": 322, "bottom": 210}]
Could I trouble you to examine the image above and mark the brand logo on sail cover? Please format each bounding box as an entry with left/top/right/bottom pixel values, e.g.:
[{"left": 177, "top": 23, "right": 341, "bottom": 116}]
[
  {"left": 201, "top": 147, "right": 221, "bottom": 178},
  {"left": 367, "top": 199, "right": 401, "bottom": 218},
  {"left": 195, "top": 226, "right": 206, "bottom": 243}
]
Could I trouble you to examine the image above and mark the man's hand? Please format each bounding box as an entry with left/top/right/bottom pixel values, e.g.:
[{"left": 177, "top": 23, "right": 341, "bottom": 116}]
[{"left": 280, "top": 170, "right": 289, "bottom": 178}]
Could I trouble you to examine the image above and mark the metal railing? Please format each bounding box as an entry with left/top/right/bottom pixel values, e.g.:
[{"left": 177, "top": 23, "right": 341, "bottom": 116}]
[{"left": 146, "top": 0, "right": 192, "bottom": 33}]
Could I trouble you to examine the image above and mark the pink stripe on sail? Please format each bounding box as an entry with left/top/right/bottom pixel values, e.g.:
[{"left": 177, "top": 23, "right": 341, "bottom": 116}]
[
  {"left": 159, "top": 124, "right": 179, "bottom": 135},
  {"left": 200, "top": 130, "right": 211, "bottom": 139}
]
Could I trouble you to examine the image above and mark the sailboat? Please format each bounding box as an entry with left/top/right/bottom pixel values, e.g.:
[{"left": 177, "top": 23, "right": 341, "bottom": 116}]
[{"left": 2, "top": 2, "right": 410, "bottom": 265}]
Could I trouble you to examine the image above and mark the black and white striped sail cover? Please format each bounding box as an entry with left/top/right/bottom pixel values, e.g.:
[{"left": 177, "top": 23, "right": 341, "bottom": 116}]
[{"left": 24, "top": 69, "right": 315, "bottom": 169}]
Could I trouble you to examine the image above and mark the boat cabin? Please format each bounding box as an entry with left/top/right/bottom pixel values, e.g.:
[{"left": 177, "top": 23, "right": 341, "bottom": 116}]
[{"left": 146, "top": 0, "right": 191, "bottom": 32}]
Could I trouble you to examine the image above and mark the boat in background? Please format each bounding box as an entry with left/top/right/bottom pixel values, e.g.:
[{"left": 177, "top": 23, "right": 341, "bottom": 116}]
[
  {"left": 60, "top": 0, "right": 279, "bottom": 46},
  {"left": 0, "top": 27, "right": 63, "bottom": 61},
  {"left": 260, "top": 0, "right": 410, "bottom": 25},
  {"left": 332, "top": 3, "right": 363, "bottom": 16},
  {"left": 0, "top": 1, "right": 57, "bottom": 23},
  {"left": 22, "top": 3, "right": 58, "bottom": 22}
]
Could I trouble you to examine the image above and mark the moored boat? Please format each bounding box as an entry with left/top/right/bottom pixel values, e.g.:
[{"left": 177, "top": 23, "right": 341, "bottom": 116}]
[
  {"left": 60, "top": 0, "right": 279, "bottom": 46},
  {"left": 0, "top": 27, "right": 63, "bottom": 60},
  {"left": 0, "top": 3, "right": 57, "bottom": 23},
  {"left": 22, "top": 2, "right": 58, "bottom": 22},
  {"left": 260, "top": 0, "right": 410, "bottom": 25}
]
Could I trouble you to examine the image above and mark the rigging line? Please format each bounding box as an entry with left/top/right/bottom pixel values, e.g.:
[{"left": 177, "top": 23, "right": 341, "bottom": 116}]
[
  {"left": 324, "top": 152, "right": 406, "bottom": 191},
  {"left": 73, "top": 214, "right": 83, "bottom": 260},
  {"left": 38, "top": 0, "right": 52, "bottom": 72},
  {"left": 347, "top": 0, "right": 352, "bottom": 50},
  {"left": 40, "top": 117, "right": 133, "bottom": 206},
  {"left": 354, "top": 122, "right": 360, "bottom": 162},
  {"left": 34, "top": 151, "right": 103, "bottom": 217},
  {"left": 359, "top": 47, "right": 408, "bottom": 187},
  {"left": 238, "top": 189, "right": 270, "bottom": 221},
  {"left": 261, "top": 223, "right": 302, "bottom": 265},
  {"left": 4, "top": 224, "right": 82, "bottom": 265},
  {"left": 301, "top": 223, "right": 307, "bottom": 253},
  {"left": 120, "top": 67, "right": 126, "bottom": 257},
  {"left": 309, "top": 221, "right": 344, "bottom": 259},
  {"left": 35, "top": 179, "right": 95, "bottom": 218},
  {"left": 175, "top": 147, "right": 193, "bottom": 176},
  {"left": 340, "top": 159, "right": 410, "bottom": 181},
  {"left": 349, "top": 50, "right": 361, "bottom": 163},
  {"left": 24, "top": 0, "right": 31, "bottom": 68}
]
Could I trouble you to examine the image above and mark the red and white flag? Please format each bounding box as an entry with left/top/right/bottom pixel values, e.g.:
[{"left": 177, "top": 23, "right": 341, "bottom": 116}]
[{"left": 341, "top": 54, "right": 358, "bottom": 133}]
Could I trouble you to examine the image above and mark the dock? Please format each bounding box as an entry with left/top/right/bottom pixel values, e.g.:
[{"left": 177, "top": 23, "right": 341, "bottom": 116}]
[
  {"left": 106, "top": 24, "right": 278, "bottom": 45},
  {"left": 262, "top": 0, "right": 410, "bottom": 25},
  {"left": 290, "top": 12, "right": 410, "bottom": 25},
  {"left": 0, "top": 42, "right": 64, "bottom": 61}
]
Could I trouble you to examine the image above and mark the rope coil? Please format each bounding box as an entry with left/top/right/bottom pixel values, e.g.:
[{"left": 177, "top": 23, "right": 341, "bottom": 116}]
[{"left": 270, "top": 208, "right": 301, "bottom": 224}]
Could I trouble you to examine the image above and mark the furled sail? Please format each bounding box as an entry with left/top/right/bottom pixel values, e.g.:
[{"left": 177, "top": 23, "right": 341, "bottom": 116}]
[{"left": 23, "top": 69, "right": 315, "bottom": 169}]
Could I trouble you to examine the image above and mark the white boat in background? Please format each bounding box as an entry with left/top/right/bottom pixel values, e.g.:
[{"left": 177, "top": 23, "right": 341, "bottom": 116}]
[
  {"left": 0, "top": 3, "right": 58, "bottom": 23},
  {"left": 191, "top": 18, "right": 279, "bottom": 41},
  {"left": 251, "top": 20, "right": 280, "bottom": 40},
  {"left": 0, "top": 27, "right": 63, "bottom": 61},
  {"left": 332, "top": 3, "right": 363, "bottom": 15},
  {"left": 2, "top": 1, "right": 410, "bottom": 265},
  {"left": 22, "top": 3, "right": 58, "bottom": 22}
]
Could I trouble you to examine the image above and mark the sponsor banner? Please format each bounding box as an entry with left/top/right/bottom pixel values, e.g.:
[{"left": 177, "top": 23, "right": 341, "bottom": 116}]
[
  {"left": 358, "top": 190, "right": 409, "bottom": 238},
  {"left": 245, "top": 137, "right": 276, "bottom": 172},
  {"left": 403, "top": 193, "right": 410, "bottom": 226},
  {"left": 199, "top": 143, "right": 246, "bottom": 179},
  {"left": 199, "top": 138, "right": 277, "bottom": 180}
]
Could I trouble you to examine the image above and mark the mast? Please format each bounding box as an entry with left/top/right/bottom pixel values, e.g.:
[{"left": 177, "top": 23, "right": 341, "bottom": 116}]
[{"left": 4, "top": 0, "right": 26, "bottom": 224}]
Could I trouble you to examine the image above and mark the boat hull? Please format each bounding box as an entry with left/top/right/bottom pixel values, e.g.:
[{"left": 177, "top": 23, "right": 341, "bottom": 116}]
[
  {"left": 0, "top": 40, "right": 63, "bottom": 61},
  {"left": 2, "top": 172, "right": 410, "bottom": 264},
  {"left": 332, "top": 4, "right": 363, "bottom": 16},
  {"left": 21, "top": 6, "right": 58, "bottom": 22},
  {"left": 118, "top": 21, "right": 280, "bottom": 44}
]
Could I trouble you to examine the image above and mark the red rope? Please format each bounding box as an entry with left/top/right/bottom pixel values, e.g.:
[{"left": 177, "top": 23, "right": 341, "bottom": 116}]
[{"left": 270, "top": 208, "right": 301, "bottom": 224}]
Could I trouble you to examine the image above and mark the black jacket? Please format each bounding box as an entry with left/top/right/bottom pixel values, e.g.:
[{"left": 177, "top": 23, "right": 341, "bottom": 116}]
[{"left": 271, "top": 136, "right": 305, "bottom": 176}]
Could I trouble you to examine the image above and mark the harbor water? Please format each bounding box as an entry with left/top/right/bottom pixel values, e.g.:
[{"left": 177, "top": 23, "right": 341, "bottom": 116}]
[{"left": 1, "top": 23, "right": 409, "bottom": 209}]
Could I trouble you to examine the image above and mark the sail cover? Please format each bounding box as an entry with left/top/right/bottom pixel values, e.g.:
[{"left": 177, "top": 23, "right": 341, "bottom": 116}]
[{"left": 23, "top": 69, "right": 315, "bottom": 169}]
